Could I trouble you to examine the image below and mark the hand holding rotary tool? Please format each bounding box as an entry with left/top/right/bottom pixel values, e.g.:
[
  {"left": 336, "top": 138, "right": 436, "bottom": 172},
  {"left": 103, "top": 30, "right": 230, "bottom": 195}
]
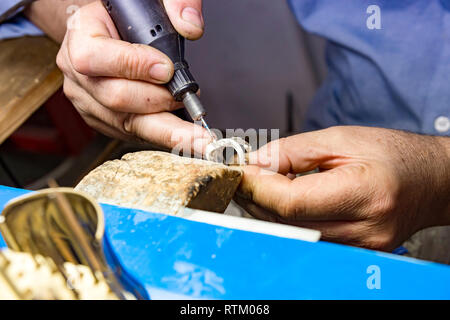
[
  {"left": 102, "top": 0, "right": 215, "bottom": 139},
  {"left": 56, "top": 1, "right": 211, "bottom": 153}
]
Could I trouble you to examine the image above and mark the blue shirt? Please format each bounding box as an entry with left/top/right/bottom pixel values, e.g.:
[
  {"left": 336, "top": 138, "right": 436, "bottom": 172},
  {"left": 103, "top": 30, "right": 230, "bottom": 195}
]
[
  {"left": 1, "top": 1, "right": 449, "bottom": 135},
  {"left": 0, "top": 0, "right": 43, "bottom": 40},
  {"left": 288, "top": 0, "right": 450, "bottom": 135}
]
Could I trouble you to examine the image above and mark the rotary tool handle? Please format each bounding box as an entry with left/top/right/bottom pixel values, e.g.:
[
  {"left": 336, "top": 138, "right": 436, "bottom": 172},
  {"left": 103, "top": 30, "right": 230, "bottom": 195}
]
[
  {"left": 102, "top": 0, "right": 179, "bottom": 59},
  {"left": 102, "top": 0, "right": 200, "bottom": 103},
  {"left": 102, "top": 0, "right": 205, "bottom": 120}
]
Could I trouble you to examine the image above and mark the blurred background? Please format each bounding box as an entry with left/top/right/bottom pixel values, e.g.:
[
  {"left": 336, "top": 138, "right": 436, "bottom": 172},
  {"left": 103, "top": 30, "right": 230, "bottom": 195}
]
[
  {"left": 187, "top": 0, "right": 327, "bottom": 133},
  {"left": 0, "top": 0, "right": 326, "bottom": 189}
]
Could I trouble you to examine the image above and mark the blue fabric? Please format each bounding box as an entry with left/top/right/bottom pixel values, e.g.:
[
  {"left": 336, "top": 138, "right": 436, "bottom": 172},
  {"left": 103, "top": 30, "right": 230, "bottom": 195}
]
[
  {"left": 0, "top": 0, "right": 43, "bottom": 40},
  {"left": 288, "top": 0, "right": 450, "bottom": 136},
  {"left": 392, "top": 246, "right": 409, "bottom": 256}
]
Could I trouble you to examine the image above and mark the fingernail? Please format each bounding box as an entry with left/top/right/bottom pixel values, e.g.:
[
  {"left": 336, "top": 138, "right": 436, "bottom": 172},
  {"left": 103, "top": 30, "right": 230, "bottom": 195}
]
[
  {"left": 181, "top": 7, "right": 204, "bottom": 29},
  {"left": 150, "top": 63, "right": 171, "bottom": 82},
  {"left": 124, "top": 117, "right": 132, "bottom": 133}
]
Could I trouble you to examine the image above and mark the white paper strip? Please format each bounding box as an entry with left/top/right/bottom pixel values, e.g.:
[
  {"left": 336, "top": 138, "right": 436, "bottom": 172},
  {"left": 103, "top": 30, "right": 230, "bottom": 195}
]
[{"left": 179, "top": 208, "right": 321, "bottom": 243}]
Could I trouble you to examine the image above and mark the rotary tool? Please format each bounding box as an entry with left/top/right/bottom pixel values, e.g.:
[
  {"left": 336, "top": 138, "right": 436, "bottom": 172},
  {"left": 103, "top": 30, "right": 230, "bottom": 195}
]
[{"left": 101, "top": 0, "right": 214, "bottom": 139}]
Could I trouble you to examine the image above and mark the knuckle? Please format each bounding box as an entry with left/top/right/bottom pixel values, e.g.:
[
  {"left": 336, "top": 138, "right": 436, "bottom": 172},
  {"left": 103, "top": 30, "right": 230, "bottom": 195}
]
[
  {"left": 277, "top": 137, "right": 290, "bottom": 153},
  {"left": 103, "top": 111, "right": 126, "bottom": 132},
  {"left": 166, "top": 99, "right": 183, "bottom": 111},
  {"left": 105, "top": 83, "right": 130, "bottom": 110},
  {"left": 358, "top": 222, "right": 397, "bottom": 251},
  {"left": 149, "top": 93, "right": 174, "bottom": 111},
  {"left": 378, "top": 194, "right": 396, "bottom": 215},
  {"left": 62, "top": 80, "right": 76, "bottom": 101},
  {"left": 118, "top": 44, "right": 151, "bottom": 79},
  {"left": 161, "top": 126, "right": 174, "bottom": 147},
  {"left": 74, "top": 104, "right": 89, "bottom": 119},
  {"left": 56, "top": 50, "right": 67, "bottom": 73},
  {"left": 70, "top": 45, "right": 92, "bottom": 74},
  {"left": 365, "top": 233, "right": 395, "bottom": 251},
  {"left": 325, "top": 126, "right": 346, "bottom": 141},
  {"left": 279, "top": 188, "right": 297, "bottom": 218},
  {"left": 124, "top": 114, "right": 173, "bottom": 145},
  {"left": 281, "top": 203, "right": 293, "bottom": 218},
  {"left": 82, "top": 116, "right": 97, "bottom": 128},
  {"left": 324, "top": 126, "right": 341, "bottom": 134},
  {"left": 369, "top": 187, "right": 398, "bottom": 217}
]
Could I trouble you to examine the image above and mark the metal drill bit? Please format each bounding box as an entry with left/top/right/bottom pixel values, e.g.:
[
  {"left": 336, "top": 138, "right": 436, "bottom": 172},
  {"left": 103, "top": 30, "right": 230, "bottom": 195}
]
[
  {"left": 182, "top": 92, "right": 216, "bottom": 141},
  {"left": 183, "top": 92, "right": 205, "bottom": 121},
  {"left": 200, "top": 117, "right": 216, "bottom": 141}
]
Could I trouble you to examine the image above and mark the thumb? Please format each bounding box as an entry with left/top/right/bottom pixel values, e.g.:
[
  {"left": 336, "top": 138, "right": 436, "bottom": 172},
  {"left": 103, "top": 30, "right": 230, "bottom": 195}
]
[
  {"left": 163, "top": 0, "right": 204, "bottom": 40},
  {"left": 239, "top": 164, "right": 370, "bottom": 222},
  {"left": 240, "top": 129, "right": 370, "bottom": 221},
  {"left": 248, "top": 130, "right": 347, "bottom": 175}
]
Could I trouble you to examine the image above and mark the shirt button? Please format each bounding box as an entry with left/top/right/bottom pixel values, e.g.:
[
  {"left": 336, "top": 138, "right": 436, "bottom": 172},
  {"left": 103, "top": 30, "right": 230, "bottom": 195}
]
[{"left": 434, "top": 116, "right": 450, "bottom": 133}]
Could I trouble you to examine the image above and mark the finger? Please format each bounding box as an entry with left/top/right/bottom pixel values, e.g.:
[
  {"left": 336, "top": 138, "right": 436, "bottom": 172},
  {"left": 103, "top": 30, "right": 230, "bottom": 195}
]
[
  {"left": 60, "top": 30, "right": 182, "bottom": 115},
  {"left": 64, "top": 77, "right": 213, "bottom": 152},
  {"left": 67, "top": 2, "right": 173, "bottom": 83},
  {"left": 234, "top": 195, "right": 281, "bottom": 223},
  {"left": 248, "top": 129, "right": 353, "bottom": 175},
  {"left": 234, "top": 194, "right": 367, "bottom": 245},
  {"left": 124, "top": 112, "right": 214, "bottom": 154},
  {"left": 78, "top": 76, "right": 183, "bottom": 114},
  {"left": 82, "top": 114, "right": 138, "bottom": 142},
  {"left": 56, "top": 35, "right": 71, "bottom": 76},
  {"left": 57, "top": 33, "right": 83, "bottom": 82},
  {"left": 294, "top": 220, "right": 395, "bottom": 251},
  {"left": 289, "top": 220, "right": 365, "bottom": 244},
  {"left": 63, "top": 78, "right": 133, "bottom": 134},
  {"left": 239, "top": 164, "right": 371, "bottom": 221},
  {"left": 163, "top": 0, "right": 204, "bottom": 40}
]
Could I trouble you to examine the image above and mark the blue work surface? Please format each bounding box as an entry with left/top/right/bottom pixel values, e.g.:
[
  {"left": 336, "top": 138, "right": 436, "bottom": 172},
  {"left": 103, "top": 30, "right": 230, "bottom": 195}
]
[{"left": 0, "top": 186, "right": 449, "bottom": 299}]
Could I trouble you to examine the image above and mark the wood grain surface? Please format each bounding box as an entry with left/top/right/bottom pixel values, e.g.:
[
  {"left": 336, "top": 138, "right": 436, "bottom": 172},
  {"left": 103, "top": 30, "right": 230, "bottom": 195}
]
[
  {"left": 76, "top": 151, "right": 243, "bottom": 215},
  {"left": 0, "top": 36, "right": 63, "bottom": 144}
]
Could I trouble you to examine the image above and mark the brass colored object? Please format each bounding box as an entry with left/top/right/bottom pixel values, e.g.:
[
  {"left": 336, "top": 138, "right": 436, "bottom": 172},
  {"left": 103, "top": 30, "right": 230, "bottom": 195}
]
[
  {"left": 0, "top": 249, "right": 117, "bottom": 300},
  {"left": 0, "top": 188, "right": 134, "bottom": 300}
]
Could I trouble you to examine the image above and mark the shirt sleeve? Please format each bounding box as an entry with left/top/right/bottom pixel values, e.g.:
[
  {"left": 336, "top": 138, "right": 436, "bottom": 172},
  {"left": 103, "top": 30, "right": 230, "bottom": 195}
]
[
  {"left": 0, "top": 0, "right": 44, "bottom": 40},
  {"left": 0, "top": 0, "right": 28, "bottom": 19}
]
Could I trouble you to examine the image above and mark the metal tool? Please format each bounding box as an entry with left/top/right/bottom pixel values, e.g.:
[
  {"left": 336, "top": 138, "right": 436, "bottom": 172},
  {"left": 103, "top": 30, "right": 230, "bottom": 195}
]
[
  {"left": 102, "top": 0, "right": 215, "bottom": 139},
  {"left": 0, "top": 187, "right": 149, "bottom": 300},
  {"left": 205, "top": 137, "right": 251, "bottom": 165}
]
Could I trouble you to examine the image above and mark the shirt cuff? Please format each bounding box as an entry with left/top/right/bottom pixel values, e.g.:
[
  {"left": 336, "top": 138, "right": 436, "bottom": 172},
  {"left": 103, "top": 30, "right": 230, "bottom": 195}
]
[
  {"left": 0, "top": 0, "right": 31, "bottom": 21},
  {"left": 0, "top": 15, "right": 44, "bottom": 40},
  {"left": 0, "top": 0, "right": 43, "bottom": 40}
]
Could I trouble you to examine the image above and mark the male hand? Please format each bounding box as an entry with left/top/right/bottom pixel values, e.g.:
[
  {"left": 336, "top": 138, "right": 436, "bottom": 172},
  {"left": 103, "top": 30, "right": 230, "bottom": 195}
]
[
  {"left": 235, "top": 126, "right": 450, "bottom": 251},
  {"left": 56, "top": 1, "right": 211, "bottom": 152}
]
